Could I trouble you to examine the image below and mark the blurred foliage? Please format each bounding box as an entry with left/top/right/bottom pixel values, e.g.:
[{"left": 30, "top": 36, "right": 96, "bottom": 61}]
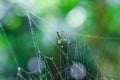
[{"left": 0, "top": 0, "right": 120, "bottom": 80}]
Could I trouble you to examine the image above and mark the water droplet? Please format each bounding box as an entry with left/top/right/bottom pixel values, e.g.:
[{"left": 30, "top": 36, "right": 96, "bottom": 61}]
[
  {"left": 18, "top": 67, "right": 21, "bottom": 71},
  {"left": 58, "top": 40, "right": 62, "bottom": 44},
  {"left": 61, "top": 45, "right": 63, "bottom": 48}
]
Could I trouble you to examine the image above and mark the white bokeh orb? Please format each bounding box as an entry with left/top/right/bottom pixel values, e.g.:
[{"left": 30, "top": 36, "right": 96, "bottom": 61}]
[
  {"left": 70, "top": 63, "right": 87, "bottom": 80},
  {"left": 27, "top": 57, "right": 45, "bottom": 74},
  {"left": 66, "top": 6, "right": 87, "bottom": 28},
  {"left": 8, "top": 0, "right": 35, "bottom": 9}
]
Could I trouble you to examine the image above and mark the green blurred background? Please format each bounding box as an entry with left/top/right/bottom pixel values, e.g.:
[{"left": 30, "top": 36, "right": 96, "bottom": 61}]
[{"left": 0, "top": 0, "right": 120, "bottom": 80}]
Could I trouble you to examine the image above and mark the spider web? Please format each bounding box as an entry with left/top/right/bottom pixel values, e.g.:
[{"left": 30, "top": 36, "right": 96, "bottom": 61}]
[{"left": 0, "top": 7, "right": 120, "bottom": 80}]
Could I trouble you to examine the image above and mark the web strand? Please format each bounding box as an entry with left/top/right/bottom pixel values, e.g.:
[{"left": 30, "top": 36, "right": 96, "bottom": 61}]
[
  {"left": 1, "top": 6, "right": 120, "bottom": 80},
  {"left": 0, "top": 23, "right": 19, "bottom": 67}
]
